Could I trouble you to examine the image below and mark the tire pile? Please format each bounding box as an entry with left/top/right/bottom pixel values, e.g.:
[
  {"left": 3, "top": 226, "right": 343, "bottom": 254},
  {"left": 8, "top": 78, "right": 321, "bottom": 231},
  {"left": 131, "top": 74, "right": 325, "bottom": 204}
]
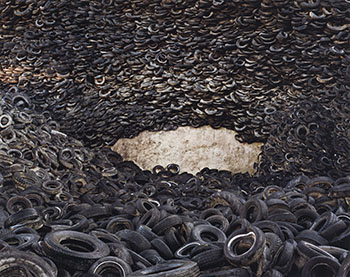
[
  {"left": 256, "top": 97, "right": 350, "bottom": 183},
  {"left": 1, "top": 0, "right": 350, "bottom": 276},
  {"left": 0, "top": 92, "right": 349, "bottom": 276},
  {"left": 1, "top": 0, "right": 350, "bottom": 147}
]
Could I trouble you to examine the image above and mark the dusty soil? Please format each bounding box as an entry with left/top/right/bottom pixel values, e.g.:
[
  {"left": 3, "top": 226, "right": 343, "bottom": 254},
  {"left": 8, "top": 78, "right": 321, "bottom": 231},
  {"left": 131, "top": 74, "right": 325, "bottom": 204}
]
[{"left": 112, "top": 126, "right": 263, "bottom": 174}]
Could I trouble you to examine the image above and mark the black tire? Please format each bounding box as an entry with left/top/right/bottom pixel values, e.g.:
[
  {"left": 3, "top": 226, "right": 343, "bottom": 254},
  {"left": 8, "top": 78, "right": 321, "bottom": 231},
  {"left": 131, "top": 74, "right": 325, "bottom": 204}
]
[
  {"left": 200, "top": 267, "right": 252, "bottom": 277},
  {"left": 296, "top": 240, "right": 338, "bottom": 269},
  {"left": 88, "top": 256, "right": 132, "bottom": 276},
  {"left": 106, "top": 216, "right": 134, "bottom": 233},
  {"left": 116, "top": 230, "right": 151, "bottom": 253},
  {"left": 294, "top": 208, "right": 319, "bottom": 229},
  {"left": 206, "top": 215, "right": 229, "bottom": 233},
  {"left": 295, "top": 230, "right": 328, "bottom": 245},
  {"left": 207, "top": 191, "right": 244, "bottom": 215},
  {"left": 0, "top": 248, "right": 56, "bottom": 277},
  {"left": 175, "top": 241, "right": 201, "bottom": 259},
  {"left": 129, "top": 249, "right": 153, "bottom": 269},
  {"left": 108, "top": 242, "right": 134, "bottom": 265},
  {"left": 138, "top": 208, "right": 161, "bottom": 228},
  {"left": 191, "top": 247, "right": 224, "bottom": 270},
  {"left": 136, "top": 199, "right": 157, "bottom": 214},
  {"left": 6, "top": 195, "right": 33, "bottom": 214},
  {"left": 151, "top": 237, "right": 174, "bottom": 260},
  {"left": 191, "top": 224, "right": 227, "bottom": 244},
  {"left": 272, "top": 239, "right": 297, "bottom": 274},
  {"left": 137, "top": 225, "right": 159, "bottom": 241},
  {"left": 264, "top": 232, "right": 283, "bottom": 268},
  {"left": 131, "top": 259, "right": 200, "bottom": 277},
  {"left": 331, "top": 225, "right": 350, "bottom": 249},
  {"left": 4, "top": 207, "right": 41, "bottom": 229},
  {"left": 338, "top": 252, "right": 350, "bottom": 277},
  {"left": 152, "top": 215, "right": 182, "bottom": 235},
  {"left": 226, "top": 218, "right": 251, "bottom": 237},
  {"left": 254, "top": 220, "right": 283, "bottom": 241},
  {"left": 164, "top": 227, "right": 182, "bottom": 252},
  {"left": 301, "top": 256, "right": 340, "bottom": 277},
  {"left": 319, "top": 245, "right": 348, "bottom": 263},
  {"left": 240, "top": 199, "right": 268, "bottom": 223},
  {"left": 224, "top": 226, "right": 266, "bottom": 266},
  {"left": 261, "top": 269, "right": 284, "bottom": 277},
  {"left": 41, "top": 230, "right": 110, "bottom": 270},
  {"left": 200, "top": 208, "right": 223, "bottom": 220},
  {"left": 140, "top": 249, "right": 165, "bottom": 265},
  {"left": 310, "top": 212, "right": 346, "bottom": 240}
]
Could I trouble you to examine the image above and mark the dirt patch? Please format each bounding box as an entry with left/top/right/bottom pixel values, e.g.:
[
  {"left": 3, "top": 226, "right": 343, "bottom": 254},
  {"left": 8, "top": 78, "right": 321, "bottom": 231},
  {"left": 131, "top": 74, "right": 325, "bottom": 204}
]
[{"left": 112, "top": 126, "right": 263, "bottom": 174}]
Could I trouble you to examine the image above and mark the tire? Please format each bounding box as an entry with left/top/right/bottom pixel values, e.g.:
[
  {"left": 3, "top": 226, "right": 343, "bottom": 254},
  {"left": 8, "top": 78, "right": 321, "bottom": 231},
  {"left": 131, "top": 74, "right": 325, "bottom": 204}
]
[
  {"left": 175, "top": 242, "right": 201, "bottom": 259},
  {"left": 108, "top": 242, "right": 134, "bottom": 265},
  {"left": 128, "top": 249, "right": 153, "bottom": 268},
  {"left": 200, "top": 267, "right": 252, "bottom": 277},
  {"left": 41, "top": 230, "right": 110, "bottom": 270},
  {"left": 164, "top": 227, "right": 182, "bottom": 252},
  {"left": 224, "top": 226, "right": 266, "bottom": 266},
  {"left": 254, "top": 220, "right": 283, "bottom": 241},
  {"left": 140, "top": 249, "right": 165, "bottom": 265},
  {"left": 240, "top": 199, "right": 268, "bottom": 223},
  {"left": 88, "top": 256, "right": 132, "bottom": 276},
  {"left": 138, "top": 208, "right": 161, "bottom": 228},
  {"left": 295, "top": 240, "right": 338, "bottom": 269},
  {"left": 310, "top": 212, "right": 346, "bottom": 240},
  {"left": 131, "top": 259, "right": 200, "bottom": 277},
  {"left": 191, "top": 224, "right": 227, "bottom": 244},
  {"left": 206, "top": 215, "right": 229, "bottom": 233},
  {"left": 272, "top": 239, "right": 297, "bottom": 274},
  {"left": 137, "top": 225, "right": 159, "bottom": 241},
  {"left": 0, "top": 248, "right": 56, "bottom": 277},
  {"left": 191, "top": 247, "right": 224, "bottom": 270},
  {"left": 152, "top": 215, "right": 183, "bottom": 235},
  {"left": 116, "top": 230, "right": 151, "bottom": 253},
  {"left": 151, "top": 238, "right": 174, "bottom": 260},
  {"left": 136, "top": 199, "right": 157, "bottom": 214},
  {"left": 295, "top": 230, "right": 328, "bottom": 245},
  {"left": 264, "top": 232, "right": 283, "bottom": 269},
  {"left": 301, "top": 256, "right": 340, "bottom": 277},
  {"left": 338, "top": 252, "right": 350, "bottom": 277},
  {"left": 207, "top": 191, "right": 244, "bottom": 215}
]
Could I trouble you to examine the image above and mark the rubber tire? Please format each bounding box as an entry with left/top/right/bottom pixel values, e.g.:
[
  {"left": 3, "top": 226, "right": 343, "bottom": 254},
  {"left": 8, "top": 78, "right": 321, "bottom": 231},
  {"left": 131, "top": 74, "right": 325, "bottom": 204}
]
[
  {"left": 301, "top": 256, "right": 340, "bottom": 277},
  {"left": 191, "top": 247, "right": 224, "bottom": 270},
  {"left": 224, "top": 226, "right": 266, "bottom": 266},
  {"left": 89, "top": 256, "right": 132, "bottom": 276},
  {"left": 0, "top": 248, "right": 56, "bottom": 277},
  {"left": 117, "top": 230, "right": 151, "bottom": 253},
  {"left": 151, "top": 238, "right": 174, "bottom": 260},
  {"left": 152, "top": 215, "right": 183, "bottom": 235},
  {"left": 131, "top": 259, "right": 200, "bottom": 276},
  {"left": 41, "top": 230, "right": 110, "bottom": 270},
  {"left": 191, "top": 224, "right": 227, "bottom": 244},
  {"left": 200, "top": 267, "right": 252, "bottom": 277}
]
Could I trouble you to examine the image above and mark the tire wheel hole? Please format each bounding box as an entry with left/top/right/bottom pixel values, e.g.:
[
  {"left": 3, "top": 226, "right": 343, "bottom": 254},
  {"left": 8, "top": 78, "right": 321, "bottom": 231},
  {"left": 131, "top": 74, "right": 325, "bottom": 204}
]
[
  {"left": 247, "top": 206, "right": 256, "bottom": 221},
  {"left": 200, "top": 231, "right": 218, "bottom": 242},
  {"left": 311, "top": 265, "right": 335, "bottom": 277},
  {"left": 5, "top": 238, "right": 20, "bottom": 246},
  {"left": 61, "top": 238, "right": 94, "bottom": 252},
  {"left": 234, "top": 240, "right": 253, "bottom": 255},
  {"left": 99, "top": 267, "right": 123, "bottom": 277}
]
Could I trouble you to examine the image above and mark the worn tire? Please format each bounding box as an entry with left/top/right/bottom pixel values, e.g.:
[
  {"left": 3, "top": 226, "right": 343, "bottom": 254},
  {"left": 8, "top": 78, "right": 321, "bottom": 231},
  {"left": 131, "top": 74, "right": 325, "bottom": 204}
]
[
  {"left": 131, "top": 259, "right": 200, "bottom": 276},
  {"left": 89, "top": 256, "right": 132, "bottom": 276},
  {"left": 41, "top": 230, "right": 110, "bottom": 270},
  {"left": 0, "top": 248, "right": 56, "bottom": 277}
]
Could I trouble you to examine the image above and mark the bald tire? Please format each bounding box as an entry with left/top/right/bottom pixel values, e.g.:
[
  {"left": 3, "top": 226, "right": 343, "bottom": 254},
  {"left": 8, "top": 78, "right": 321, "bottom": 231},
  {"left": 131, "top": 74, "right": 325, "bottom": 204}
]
[{"left": 131, "top": 259, "right": 200, "bottom": 277}]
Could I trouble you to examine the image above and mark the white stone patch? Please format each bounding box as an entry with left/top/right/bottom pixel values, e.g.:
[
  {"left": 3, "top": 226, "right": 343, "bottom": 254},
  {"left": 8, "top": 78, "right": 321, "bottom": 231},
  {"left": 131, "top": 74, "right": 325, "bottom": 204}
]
[{"left": 112, "top": 126, "right": 263, "bottom": 174}]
